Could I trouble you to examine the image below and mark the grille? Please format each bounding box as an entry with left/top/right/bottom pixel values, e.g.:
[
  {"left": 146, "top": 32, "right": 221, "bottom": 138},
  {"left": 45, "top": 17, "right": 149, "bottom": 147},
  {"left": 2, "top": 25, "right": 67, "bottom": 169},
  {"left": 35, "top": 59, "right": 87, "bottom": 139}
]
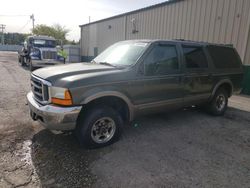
[
  {"left": 31, "top": 75, "right": 50, "bottom": 104},
  {"left": 42, "top": 51, "right": 57, "bottom": 59}
]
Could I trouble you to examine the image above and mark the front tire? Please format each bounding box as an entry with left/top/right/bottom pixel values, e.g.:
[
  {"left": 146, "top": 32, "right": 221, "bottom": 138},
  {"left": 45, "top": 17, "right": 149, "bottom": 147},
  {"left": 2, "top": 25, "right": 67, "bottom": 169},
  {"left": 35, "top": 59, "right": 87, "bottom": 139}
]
[
  {"left": 207, "top": 88, "right": 228, "bottom": 116},
  {"left": 30, "top": 61, "right": 35, "bottom": 72},
  {"left": 75, "top": 106, "right": 123, "bottom": 149},
  {"left": 20, "top": 56, "right": 25, "bottom": 66}
]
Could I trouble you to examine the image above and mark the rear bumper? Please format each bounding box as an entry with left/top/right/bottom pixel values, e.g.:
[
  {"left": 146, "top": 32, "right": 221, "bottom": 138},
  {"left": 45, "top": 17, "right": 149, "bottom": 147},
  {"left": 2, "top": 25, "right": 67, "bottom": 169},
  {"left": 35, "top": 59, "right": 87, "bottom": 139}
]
[
  {"left": 27, "top": 92, "right": 82, "bottom": 131},
  {"left": 32, "top": 59, "right": 64, "bottom": 67}
]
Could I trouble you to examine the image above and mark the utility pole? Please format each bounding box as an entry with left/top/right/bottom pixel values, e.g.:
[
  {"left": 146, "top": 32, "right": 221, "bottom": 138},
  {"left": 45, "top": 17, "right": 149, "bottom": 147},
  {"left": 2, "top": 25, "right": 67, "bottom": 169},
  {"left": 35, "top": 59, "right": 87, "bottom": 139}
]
[
  {"left": 30, "top": 14, "right": 35, "bottom": 31},
  {"left": 0, "top": 24, "right": 6, "bottom": 45}
]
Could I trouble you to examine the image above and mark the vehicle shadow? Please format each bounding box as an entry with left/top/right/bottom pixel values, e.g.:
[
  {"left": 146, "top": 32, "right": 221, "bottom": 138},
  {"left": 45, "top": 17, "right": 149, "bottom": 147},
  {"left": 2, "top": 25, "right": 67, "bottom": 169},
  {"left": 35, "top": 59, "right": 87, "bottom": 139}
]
[
  {"left": 225, "top": 106, "right": 250, "bottom": 122},
  {"left": 18, "top": 63, "right": 30, "bottom": 72},
  {"left": 30, "top": 106, "right": 250, "bottom": 187},
  {"left": 31, "top": 130, "right": 114, "bottom": 187}
]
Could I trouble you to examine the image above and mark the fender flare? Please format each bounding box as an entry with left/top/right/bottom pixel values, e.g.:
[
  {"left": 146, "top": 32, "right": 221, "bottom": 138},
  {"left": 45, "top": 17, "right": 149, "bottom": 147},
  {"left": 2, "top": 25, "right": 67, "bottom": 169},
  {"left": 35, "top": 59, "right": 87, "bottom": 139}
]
[
  {"left": 81, "top": 91, "right": 135, "bottom": 121},
  {"left": 210, "top": 79, "right": 233, "bottom": 100}
]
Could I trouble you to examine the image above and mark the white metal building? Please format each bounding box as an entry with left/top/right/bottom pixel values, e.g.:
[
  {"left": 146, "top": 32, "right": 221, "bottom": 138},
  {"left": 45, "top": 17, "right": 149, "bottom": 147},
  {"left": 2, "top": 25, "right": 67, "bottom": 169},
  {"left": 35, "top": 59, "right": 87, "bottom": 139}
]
[{"left": 79, "top": 0, "right": 250, "bottom": 65}]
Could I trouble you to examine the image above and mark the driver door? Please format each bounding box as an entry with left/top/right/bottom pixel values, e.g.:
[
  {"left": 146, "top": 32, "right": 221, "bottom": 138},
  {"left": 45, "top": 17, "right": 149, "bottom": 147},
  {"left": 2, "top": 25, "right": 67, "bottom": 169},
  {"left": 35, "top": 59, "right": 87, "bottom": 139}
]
[{"left": 131, "top": 42, "right": 184, "bottom": 113}]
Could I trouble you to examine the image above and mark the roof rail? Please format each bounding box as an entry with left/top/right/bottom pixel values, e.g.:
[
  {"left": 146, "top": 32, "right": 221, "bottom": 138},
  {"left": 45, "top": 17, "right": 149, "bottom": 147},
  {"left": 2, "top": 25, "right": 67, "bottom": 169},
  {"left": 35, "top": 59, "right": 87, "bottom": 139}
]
[
  {"left": 173, "top": 39, "right": 234, "bottom": 47},
  {"left": 174, "top": 39, "right": 186, "bottom": 41},
  {"left": 173, "top": 39, "right": 207, "bottom": 43}
]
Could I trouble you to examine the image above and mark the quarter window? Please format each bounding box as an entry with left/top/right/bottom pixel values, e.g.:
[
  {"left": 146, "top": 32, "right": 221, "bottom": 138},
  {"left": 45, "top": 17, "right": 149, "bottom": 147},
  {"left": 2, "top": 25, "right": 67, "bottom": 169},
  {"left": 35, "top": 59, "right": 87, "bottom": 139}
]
[
  {"left": 207, "top": 46, "right": 241, "bottom": 69},
  {"left": 144, "top": 45, "right": 179, "bottom": 76},
  {"left": 182, "top": 46, "right": 208, "bottom": 69}
]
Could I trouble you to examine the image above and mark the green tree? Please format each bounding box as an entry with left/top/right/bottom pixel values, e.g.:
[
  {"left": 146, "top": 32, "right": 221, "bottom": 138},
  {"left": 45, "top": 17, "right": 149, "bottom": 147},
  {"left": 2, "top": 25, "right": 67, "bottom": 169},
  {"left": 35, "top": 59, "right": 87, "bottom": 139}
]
[
  {"left": 32, "top": 24, "right": 70, "bottom": 44},
  {"left": 4, "top": 33, "right": 30, "bottom": 45}
]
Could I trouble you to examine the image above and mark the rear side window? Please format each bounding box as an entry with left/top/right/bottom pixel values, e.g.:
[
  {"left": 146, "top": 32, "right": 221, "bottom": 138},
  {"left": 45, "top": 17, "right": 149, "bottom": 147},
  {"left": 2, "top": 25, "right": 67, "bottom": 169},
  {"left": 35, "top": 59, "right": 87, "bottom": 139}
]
[
  {"left": 144, "top": 44, "right": 179, "bottom": 76},
  {"left": 207, "top": 46, "right": 241, "bottom": 69},
  {"left": 182, "top": 46, "right": 208, "bottom": 69}
]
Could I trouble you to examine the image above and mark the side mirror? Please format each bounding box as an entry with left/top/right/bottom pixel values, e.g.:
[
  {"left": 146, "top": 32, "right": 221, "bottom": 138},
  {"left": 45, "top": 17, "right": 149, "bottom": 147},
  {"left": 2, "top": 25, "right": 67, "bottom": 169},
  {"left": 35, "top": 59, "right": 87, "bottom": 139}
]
[{"left": 56, "top": 45, "right": 61, "bottom": 50}]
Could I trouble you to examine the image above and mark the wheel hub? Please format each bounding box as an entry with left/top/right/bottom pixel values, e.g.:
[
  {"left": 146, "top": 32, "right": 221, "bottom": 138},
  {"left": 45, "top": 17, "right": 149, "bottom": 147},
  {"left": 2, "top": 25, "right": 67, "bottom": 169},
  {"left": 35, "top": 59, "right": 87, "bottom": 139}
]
[
  {"left": 91, "top": 117, "right": 116, "bottom": 144},
  {"left": 216, "top": 95, "right": 226, "bottom": 111}
]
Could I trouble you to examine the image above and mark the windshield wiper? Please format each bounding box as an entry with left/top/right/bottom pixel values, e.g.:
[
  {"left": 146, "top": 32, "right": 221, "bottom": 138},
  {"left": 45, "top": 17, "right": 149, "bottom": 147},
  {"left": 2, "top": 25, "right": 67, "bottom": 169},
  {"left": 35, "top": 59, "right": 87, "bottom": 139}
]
[{"left": 98, "top": 62, "right": 116, "bottom": 67}]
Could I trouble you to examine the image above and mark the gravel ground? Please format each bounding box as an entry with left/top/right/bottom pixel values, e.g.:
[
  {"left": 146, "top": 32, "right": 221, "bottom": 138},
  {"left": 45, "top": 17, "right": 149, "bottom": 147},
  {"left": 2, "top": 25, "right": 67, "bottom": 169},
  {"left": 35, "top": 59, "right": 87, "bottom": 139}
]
[{"left": 0, "top": 51, "right": 249, "bottom": 188}]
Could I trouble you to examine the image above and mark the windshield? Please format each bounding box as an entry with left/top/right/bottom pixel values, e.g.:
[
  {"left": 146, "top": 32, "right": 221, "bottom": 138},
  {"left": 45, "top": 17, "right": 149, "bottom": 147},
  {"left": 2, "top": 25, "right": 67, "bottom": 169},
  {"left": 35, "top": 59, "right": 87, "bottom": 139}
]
[
  {"left": 33, "top": 39, "right": 56, "bottom": 48},
  {"left": 93, "top": 41, "right": 148, "bottom": 66}
]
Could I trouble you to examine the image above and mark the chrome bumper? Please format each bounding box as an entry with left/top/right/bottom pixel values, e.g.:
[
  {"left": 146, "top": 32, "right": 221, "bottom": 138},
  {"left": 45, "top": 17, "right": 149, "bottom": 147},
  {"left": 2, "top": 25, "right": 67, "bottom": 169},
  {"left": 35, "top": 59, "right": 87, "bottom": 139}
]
[{"left": 27, "top": 92, "right": 82, "bottom": 131}]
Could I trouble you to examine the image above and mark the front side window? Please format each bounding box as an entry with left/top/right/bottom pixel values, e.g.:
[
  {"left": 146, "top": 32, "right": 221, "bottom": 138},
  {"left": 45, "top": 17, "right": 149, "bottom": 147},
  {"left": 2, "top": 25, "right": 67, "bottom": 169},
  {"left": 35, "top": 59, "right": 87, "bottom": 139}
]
[
  {"left": 144, "top": 44, "right": 179, "bottom": 76},
  {"left": 93, "top": 41, "right": 148, "bottom": 67},
  {"left": 182, "top": 46, "right": 208, "bottom": 69}
]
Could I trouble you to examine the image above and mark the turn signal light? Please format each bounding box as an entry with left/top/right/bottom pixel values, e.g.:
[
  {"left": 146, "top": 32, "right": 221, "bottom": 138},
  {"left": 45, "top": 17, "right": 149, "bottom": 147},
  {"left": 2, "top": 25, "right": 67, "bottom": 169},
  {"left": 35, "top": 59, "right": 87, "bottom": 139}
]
[{"left": 51, "top": 90, "right": 73, "bottom": 106}]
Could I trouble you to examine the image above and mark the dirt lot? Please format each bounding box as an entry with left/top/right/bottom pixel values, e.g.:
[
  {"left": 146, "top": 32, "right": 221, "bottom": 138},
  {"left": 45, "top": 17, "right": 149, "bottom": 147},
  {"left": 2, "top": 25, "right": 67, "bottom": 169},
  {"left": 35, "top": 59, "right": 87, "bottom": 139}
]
[{"left": 0, "top": 51, "right": 250, "bottom": 188}]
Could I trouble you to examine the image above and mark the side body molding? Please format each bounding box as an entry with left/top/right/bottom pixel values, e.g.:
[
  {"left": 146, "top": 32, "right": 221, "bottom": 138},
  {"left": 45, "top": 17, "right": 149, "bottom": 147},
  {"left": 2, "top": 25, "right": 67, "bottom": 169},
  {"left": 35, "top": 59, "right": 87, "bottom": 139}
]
[{"left": 80, "top": 91, "right": 135, "bottom": 121}]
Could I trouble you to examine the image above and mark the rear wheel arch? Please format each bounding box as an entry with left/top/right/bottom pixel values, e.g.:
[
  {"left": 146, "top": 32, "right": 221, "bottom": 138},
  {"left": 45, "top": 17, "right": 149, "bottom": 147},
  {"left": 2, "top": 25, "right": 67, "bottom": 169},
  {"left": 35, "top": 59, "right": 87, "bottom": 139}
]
[{"left": 211, "top": 80, "right": 233, "bottom": 99}]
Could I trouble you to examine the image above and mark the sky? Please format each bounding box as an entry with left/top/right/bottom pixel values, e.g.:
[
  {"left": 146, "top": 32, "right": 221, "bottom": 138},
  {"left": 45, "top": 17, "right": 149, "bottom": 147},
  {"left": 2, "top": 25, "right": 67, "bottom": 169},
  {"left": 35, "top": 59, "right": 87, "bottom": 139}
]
[{"left": 0, "top": 0, "right": 167, "bottom": 41}]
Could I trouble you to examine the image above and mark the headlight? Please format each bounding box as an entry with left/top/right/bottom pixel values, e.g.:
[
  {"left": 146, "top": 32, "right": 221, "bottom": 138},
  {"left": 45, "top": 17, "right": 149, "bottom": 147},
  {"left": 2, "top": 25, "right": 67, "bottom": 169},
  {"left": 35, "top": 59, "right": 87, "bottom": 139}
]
[
  {"left": 30, "top": 48, "right": 40, "bottom": 56},
  {"left": 50, "top": 87, "right": 73, "bottom": 106},
  {"left": 30, "top": 48, "right": 41, "bottom": 59}
]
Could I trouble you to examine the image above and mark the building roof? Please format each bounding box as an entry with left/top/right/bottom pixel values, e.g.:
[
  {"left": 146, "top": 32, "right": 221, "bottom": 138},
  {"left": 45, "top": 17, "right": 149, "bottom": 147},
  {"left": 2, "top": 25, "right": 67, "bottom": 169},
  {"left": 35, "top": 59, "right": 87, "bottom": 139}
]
[{"left": 79, "top": 0, "right": 184, "bottom": 27}]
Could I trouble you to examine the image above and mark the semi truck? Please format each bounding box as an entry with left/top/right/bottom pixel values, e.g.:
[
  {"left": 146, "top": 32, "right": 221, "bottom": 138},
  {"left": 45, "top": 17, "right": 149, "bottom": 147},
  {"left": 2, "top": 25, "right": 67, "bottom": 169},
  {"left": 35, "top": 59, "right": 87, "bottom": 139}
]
[{"left": 18, "top": 35, "right": 65, "bottom": 71}]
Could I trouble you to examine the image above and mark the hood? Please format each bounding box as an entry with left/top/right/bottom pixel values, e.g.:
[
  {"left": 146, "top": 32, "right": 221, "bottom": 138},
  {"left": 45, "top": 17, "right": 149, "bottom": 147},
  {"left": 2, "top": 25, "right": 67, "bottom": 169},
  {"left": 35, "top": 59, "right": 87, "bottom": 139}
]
[{"left": 32, "top": 63, "right": 119, "bottom": 87}]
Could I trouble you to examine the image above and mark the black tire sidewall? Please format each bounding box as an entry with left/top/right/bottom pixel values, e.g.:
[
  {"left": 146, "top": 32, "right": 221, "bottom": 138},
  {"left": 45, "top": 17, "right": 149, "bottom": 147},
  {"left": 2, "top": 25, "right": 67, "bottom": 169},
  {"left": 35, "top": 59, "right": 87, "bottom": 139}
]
[
  {"left": 30, "top": 61, "right": 34, "bottom": 71},
  {"left": 76, "top": 106, "right": 123, "bottom": 148},
  {"left": 20, "top": 56, "right": 25, "bottom": 66},
  {"left": 209, "top": 88, "right": 228, "bottom": 116}
]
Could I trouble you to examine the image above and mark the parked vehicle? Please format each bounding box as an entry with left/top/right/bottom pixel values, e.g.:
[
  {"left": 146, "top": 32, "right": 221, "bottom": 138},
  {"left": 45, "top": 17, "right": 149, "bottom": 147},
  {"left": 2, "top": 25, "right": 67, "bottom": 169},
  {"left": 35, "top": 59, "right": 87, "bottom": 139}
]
[
  {"left": 27, "top": 40, "right": 243, "bottom": 148},
  {"left": 18, "top": 35, "right": 65, "bottom": 71}
]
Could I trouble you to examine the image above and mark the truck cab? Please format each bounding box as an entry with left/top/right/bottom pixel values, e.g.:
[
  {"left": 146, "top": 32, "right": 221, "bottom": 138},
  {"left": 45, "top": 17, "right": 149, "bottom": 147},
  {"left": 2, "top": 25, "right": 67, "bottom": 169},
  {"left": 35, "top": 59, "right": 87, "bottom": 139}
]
[{"left": 18, "top": 35, "right": 65, "bottom": 71}]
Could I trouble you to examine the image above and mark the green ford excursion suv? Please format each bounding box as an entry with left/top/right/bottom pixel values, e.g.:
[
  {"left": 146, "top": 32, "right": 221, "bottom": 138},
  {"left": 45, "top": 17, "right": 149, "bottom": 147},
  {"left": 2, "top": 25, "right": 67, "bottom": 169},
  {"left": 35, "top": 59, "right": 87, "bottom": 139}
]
[{"left": 27, "top": 40, "right": 243, "bottom": 148}]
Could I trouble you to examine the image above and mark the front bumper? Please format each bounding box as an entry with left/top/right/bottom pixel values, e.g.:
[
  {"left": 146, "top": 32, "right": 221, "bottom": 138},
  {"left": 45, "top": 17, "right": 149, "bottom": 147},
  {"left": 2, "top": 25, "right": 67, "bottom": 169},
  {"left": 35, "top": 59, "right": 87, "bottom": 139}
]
[
  {"left": 32, "top": 59, "right": 64, "bottom": 67},
  {"left": 27, "top": 92, "right": 82, "bottom": 131}
]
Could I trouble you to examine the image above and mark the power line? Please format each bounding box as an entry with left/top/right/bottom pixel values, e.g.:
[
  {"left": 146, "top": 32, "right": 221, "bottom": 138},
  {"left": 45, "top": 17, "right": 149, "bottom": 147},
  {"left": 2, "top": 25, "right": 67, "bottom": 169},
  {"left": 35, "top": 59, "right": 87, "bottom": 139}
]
[
  {"left": 0, "top": 14, "right": 29, "bottom": 17},
  {"left": 1, "top": 14, "right": 35, "bottom": 34},
  {"left": 19, "top": 20, "right": 31, "bottom": 32}
]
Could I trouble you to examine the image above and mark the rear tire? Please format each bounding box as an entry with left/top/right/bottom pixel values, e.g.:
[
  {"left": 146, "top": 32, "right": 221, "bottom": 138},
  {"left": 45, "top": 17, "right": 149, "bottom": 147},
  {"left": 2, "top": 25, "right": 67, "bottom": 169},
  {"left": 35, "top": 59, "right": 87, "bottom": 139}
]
[
  {"left": 75, "top": 106, "right": 123, "bottom": 149},
  {"left": 30, "top": 61, "right": 35, "bottom": 72},
  {"left": 20, "top": 56, "right": 25, "bottom": 66},
  {"left": 207, "top": 88, "right": 228, "bottom": 116}
]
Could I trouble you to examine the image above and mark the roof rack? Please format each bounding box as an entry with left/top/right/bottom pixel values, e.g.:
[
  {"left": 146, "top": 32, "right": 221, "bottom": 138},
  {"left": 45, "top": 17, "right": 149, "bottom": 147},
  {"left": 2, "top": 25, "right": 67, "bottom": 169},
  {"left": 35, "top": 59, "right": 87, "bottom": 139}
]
[
  {"left": 174, "top": 39, "right": 208, "bottom": 43},
  {"left": 173, "top": 39, "right": 234, "bottom": 47}
]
